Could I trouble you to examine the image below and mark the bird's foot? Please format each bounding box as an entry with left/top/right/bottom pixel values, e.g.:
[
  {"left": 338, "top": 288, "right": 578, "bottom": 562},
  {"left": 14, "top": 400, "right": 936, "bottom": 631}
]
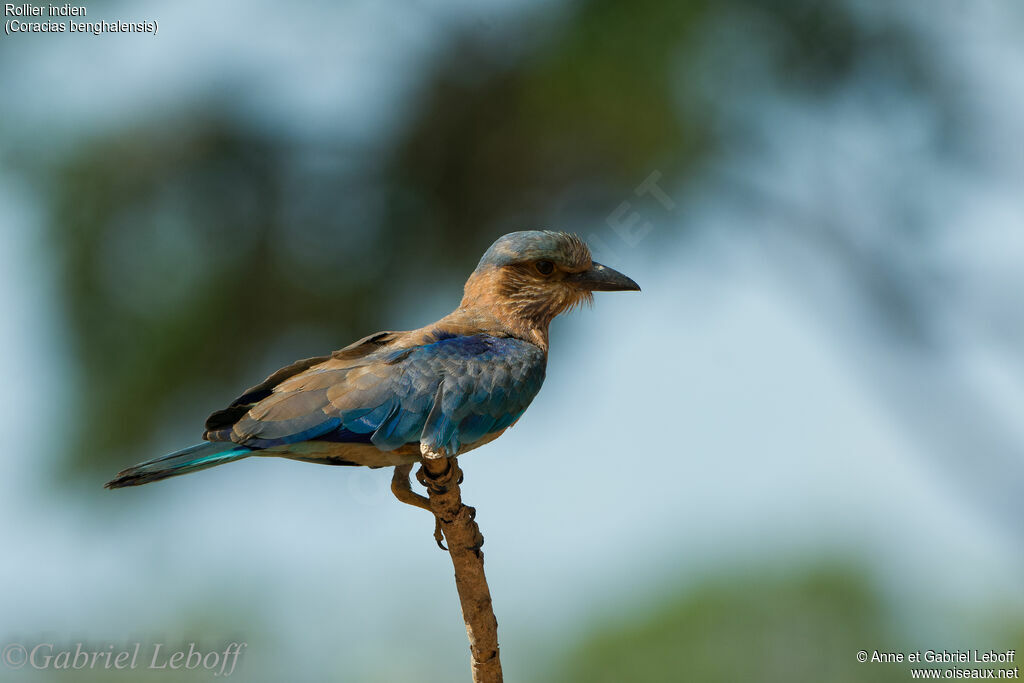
[
  {"left": 391, "top": 463, "right": 431, "bottom": 511},
  {"left": 391, "top": 463, "right": 448, "bottom": 551},
  {"left": 415, "top": 456, "right": 462, "bottom": 491}
]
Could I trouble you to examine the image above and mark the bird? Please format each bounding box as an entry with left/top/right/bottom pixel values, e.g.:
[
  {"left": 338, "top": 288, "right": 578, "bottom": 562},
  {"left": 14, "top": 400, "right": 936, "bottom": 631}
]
[{"left": 105, "top": 230, "right": 639, "bottom": 519}]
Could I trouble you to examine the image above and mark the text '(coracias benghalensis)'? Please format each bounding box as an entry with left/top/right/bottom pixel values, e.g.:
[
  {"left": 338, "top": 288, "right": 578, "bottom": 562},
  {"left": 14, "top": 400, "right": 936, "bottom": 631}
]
[{"left": 105, "top": 231, "right": 639, "bottom": 505}]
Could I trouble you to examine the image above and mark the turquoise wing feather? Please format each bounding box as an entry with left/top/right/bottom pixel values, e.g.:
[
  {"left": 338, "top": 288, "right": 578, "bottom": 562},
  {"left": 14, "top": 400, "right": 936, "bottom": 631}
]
[{"left": 211, "top": 333, "right": 546, "bottom": 455}]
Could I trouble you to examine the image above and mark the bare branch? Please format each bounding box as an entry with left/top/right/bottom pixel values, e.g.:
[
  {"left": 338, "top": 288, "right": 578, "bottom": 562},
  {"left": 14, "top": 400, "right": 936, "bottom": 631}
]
[{"left": 417, "top": 457, "right": 502, "bottom": 683}]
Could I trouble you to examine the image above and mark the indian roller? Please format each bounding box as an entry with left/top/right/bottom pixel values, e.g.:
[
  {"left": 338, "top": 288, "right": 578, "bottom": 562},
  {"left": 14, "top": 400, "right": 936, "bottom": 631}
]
[{"left": 105, "top": 231, "right": 639, "bottom": 514}]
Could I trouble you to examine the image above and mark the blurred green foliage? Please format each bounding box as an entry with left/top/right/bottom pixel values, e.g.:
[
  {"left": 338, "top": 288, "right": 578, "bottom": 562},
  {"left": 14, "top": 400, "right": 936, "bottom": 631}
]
[{"left": 548, "top": 566, "right": 1023, "bottom": 683}]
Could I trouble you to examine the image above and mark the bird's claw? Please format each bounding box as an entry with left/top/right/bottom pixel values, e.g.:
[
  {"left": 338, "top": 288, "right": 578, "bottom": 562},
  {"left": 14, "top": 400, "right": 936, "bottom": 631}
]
[
  {"left": 394, "top": 464, "right": 451, "bottom": 551},
  {"left": 434, "top": 518, "right": 447, "bottom": 551},
  {"left": 391, "top": 464, "right": 432, "bottom": 512}
]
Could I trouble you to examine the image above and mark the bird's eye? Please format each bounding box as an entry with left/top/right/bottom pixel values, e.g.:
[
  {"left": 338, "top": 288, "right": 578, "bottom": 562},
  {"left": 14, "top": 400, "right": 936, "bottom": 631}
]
[{"left": 535, "top": 260, "right": 555, "bottom": 276}]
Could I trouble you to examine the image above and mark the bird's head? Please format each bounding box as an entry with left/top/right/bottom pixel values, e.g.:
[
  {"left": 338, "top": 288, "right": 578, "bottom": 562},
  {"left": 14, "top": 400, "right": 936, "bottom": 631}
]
[{"left": 460, "top": 231, "right": 640, "bottom": 336}]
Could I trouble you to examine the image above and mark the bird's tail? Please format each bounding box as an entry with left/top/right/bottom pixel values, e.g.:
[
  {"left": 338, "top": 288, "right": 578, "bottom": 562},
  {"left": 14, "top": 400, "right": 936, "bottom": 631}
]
[{"left": 104, "top": 442, "right": 252, "bottom": 489}]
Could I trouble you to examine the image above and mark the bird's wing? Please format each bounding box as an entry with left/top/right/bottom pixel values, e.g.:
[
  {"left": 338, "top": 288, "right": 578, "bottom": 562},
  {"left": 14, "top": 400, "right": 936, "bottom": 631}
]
[
  {"left": 203, "top": 331, "right": 401, "bottom": 440},
  {"left": 415, "top": 336, "right": 547, "bottom": 455},
  {"left": 208, "top": 333, "right": 546, "bottom": 455}
]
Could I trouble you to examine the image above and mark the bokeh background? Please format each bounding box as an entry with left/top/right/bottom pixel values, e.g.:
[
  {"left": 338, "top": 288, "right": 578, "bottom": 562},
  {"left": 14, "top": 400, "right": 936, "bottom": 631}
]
[{"left": 2, "top": 0, "right": 1023, "bottom": 680}]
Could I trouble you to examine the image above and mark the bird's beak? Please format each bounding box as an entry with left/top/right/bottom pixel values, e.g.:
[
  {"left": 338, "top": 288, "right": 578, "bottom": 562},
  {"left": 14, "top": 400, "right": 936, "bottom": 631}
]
[{"left": 568, "top": 262, "right": 641, "bottom": 292}]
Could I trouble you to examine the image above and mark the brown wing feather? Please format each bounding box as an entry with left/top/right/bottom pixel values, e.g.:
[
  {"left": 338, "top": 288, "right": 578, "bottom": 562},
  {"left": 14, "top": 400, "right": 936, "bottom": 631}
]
[{"left": 203, "top": 330, "right": 404, "bottom": 440}]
